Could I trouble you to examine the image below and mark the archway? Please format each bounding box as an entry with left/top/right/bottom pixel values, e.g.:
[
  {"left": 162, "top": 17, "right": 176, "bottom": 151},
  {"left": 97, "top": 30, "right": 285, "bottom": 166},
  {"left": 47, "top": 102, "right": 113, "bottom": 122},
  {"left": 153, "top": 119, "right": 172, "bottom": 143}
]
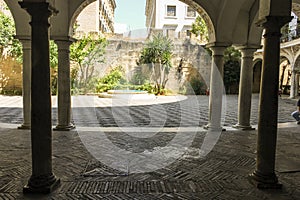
[
  {"left": 0, "top": 0, "right": 293, "bottom": 194},
  {"left": 292, "top": 54, "right": 300, "bottom": 95},
  {"left": 252, "top": 59, "right": 262, "bottom": 93},
  {"left": 279, "top": 57, "right": 291, "bottom": 94}
]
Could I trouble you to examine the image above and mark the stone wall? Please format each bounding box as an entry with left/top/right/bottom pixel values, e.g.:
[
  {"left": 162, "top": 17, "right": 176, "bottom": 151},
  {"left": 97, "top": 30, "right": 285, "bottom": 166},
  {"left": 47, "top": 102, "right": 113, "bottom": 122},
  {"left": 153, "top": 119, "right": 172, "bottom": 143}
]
[
  {"left": 0, "top": 58, "right": 22, "bottom": 94},
  {"left": 95, "top": 37, "right": 212, "bottom": 93}
]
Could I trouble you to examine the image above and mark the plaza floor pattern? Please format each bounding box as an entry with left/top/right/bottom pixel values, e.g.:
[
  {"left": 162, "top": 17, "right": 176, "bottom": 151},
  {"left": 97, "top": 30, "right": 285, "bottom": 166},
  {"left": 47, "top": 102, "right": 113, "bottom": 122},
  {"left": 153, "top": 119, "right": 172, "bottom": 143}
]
[{"left": 0, "top": 94, "right": 299, "bottom": 199}]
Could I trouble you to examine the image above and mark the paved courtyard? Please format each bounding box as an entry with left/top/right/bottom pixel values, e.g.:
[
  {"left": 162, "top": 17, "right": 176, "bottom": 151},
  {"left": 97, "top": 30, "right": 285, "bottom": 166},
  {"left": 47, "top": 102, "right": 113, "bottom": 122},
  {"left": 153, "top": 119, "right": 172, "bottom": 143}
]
[{"left": 0, "top": 94, "right": 299, "bottom": 199}]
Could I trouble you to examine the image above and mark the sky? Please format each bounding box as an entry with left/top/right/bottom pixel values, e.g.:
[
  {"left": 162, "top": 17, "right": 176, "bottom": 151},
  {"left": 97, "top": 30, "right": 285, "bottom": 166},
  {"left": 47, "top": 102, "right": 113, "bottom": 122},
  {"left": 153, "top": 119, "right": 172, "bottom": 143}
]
[{"left": 114, "top": 0, "right": 146, "bottom": 31}]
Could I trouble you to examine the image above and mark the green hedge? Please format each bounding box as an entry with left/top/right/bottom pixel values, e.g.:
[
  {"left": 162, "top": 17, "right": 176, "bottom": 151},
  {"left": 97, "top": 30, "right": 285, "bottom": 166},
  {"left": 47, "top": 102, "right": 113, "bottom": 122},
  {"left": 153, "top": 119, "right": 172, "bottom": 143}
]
[{"left": 95, "top": 82, "right": 154, "bottom": 94}]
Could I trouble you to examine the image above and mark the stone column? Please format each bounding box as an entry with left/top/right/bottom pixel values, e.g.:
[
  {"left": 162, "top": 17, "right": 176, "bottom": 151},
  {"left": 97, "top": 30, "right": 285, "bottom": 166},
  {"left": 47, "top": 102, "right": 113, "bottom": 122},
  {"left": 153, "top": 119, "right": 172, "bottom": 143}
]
[
  {"left": 249, "top": 16, "right": 291, "bottom": 189},
  {"left": 19, "top": 2, "right": 60, "bottom": 193},
  {"left": 290, "top": 67, "right": 297, "bottom": 98},
  {"left": 296, "top": 74, "right": 299, "bottom": 96},
  {"left": 205, "top": 46, "right": 226, "bottom": 131},
  {"left": 233, "top": 48, "right": 257, "bottom": 130},
  {"left": 53, "top": 38, "right": 75, "bottom": 131},
  {"left": 17, "top": 38, "right": 31, "bottom": 129}
]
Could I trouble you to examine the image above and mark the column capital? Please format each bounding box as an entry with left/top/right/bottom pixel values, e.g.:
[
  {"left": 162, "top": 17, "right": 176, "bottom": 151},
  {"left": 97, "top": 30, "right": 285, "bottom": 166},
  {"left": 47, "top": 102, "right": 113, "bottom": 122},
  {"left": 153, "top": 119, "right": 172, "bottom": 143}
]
[
  {"left": 235, "top": 44, "right": 261, "bottom": 51},
  {"left": 52, "top": 36, "right": 76, "bottom": 43},
  {"left": 19, "top": 2, "right": 53, "bottom": 24},
  {"left": 15, "top": 35, "right": 30, "bottom": 42},
  {"left": 238, "top": 48, "right": 259, "bottom": 58},
  {"left": 206, "top": 42, "right": 230, "bottom": 56},
  {"left": 207, "top": 46, "right": 227, "bottom": 56},
  {"left": 53, "top": 37, "right": 76, "bottom": 50},
  {"left": 257, "top": 16, "right": 293, "bottom": 33},
  {"left": 54, "top": 40, "right": 73, "bottom": 50},
  {"left": 15, "top": 35, "right": 31, "bottom": 41},
  {"left": 15, "top": 37, "right": 31, "bottom": 50}
]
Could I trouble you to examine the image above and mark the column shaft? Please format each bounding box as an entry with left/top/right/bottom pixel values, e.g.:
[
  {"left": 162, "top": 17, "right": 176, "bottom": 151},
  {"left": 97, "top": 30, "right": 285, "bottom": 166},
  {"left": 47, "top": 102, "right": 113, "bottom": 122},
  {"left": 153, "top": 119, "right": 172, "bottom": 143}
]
[
  {"left": 18, "top": 38, "right": 31, "bottom": 129},
  {"left": 249, "top": 16, "right": 291, "bottom": 189},
  {"left": 20, "top": 2, "right": 60, "bottom": 193},
  {"left": 54, "top": 39, "right": 75, "bottom": 131},
  {"left": 290, "top": 67, "right": 297, "bottom": 98},
  {"left": 234, "top": 48, "right": 257, "bottom": 130},
  {"left": 296, "top": 74, "right": 299, "bottom": 95},
  {"left": 206, "top": 46, "right": 226, "bottom": 131}
]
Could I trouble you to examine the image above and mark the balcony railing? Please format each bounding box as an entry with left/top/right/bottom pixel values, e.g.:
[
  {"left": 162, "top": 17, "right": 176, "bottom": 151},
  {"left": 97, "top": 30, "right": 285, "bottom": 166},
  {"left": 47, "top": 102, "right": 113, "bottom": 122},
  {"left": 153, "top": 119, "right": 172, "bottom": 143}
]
[
  {"left": 280, "top": 24, "right": 300, "bottom": 43},
  {"left": 281, "top": 31, "right": 300, "bottom": 43}
]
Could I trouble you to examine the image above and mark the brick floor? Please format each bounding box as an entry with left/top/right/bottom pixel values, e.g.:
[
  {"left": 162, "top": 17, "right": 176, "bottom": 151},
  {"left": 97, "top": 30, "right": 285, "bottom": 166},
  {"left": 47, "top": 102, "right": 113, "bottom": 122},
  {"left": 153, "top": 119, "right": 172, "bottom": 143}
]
[{"left": 0, "top": 94, "right": 299, "bottom": 199}]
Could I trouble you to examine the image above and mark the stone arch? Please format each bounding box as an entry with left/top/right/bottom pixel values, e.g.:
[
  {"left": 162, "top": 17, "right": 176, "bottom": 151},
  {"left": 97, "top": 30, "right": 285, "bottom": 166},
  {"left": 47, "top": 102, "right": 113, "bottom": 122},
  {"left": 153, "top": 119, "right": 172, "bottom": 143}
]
[
  {"left": 252, "top": 58, "right": 262, "bottom": 93},
  {"left": 293, "top": 54, "right": 300, "bottom": 95},
  {"left": 279, "top": 56, "right": 291, "bottom": 93},
  {"left": 294, "top": 48, "right": 300, "bottom": 62},
  {"left": 3, "top": 0, "right": 30, "bottom": 36},
  {"left": 209, "top": 0, "right": 262, "bottom": 45},
  {"left": 218, "top": 0, "right": 250, "bottom": 43},
  {"left": 179, "top": 0, "right": 216, "bottom": 42},
  {"left": 230, "top": 0, "right": 263, "bottom": 47},
  {"left": 280, "top": 51, "right": 293, "bottom": 64},
  {"left": 247, "top": 0, "right": 264, "bottom": 46},
  {"left": 69, "top": 0, "right": 97, "bottom": 36},
  {"left": 294, "top": 53, "right": 300, "bottom": 71}
]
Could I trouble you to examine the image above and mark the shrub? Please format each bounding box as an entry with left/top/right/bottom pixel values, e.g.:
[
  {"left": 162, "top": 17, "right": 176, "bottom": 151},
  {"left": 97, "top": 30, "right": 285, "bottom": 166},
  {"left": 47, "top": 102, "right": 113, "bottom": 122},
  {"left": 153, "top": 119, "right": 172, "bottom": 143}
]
[
  {"left": 96, "top": 66, "right": 126, "bottom": 93},
  {"left": 189, "top": 77, "right": 205, "bottom": 95},
  {"left": 135, "top": 82, "right": 154, "bottom": 93}
]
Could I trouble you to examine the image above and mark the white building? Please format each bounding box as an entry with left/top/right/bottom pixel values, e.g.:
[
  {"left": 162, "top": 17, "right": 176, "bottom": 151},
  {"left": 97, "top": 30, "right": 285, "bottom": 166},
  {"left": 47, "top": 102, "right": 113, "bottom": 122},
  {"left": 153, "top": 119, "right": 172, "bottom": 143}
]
[
  {"left": 76, "top": 0, "right": 116, "bottom": 36},
  {"left": 114, "top": 23, "right": 130, "bottom": 34},
  {"left": 288, "top": 12, "right": 298, "bottom": 38},
  {"left": 145, "top": 0, "right": 198, "bottom": 38}
]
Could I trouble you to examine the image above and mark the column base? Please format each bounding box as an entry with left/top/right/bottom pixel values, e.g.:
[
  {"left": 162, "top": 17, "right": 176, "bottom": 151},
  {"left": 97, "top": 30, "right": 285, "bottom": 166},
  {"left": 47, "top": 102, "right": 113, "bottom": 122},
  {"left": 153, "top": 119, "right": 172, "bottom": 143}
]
[
  {"left": 18, "top": 124, "right": 31, "bottom": 130},
  {"left": 203, "top": 124, "right": 226, "bottom": 131},
  {"left": 248, "top": 171, "right": 282, "bottom": 189},
  {"left": 232, "top": 124, "right": 255, "bottom": 130},
  {"left": 53, "top": 124, "right": 75, "bottom": 131},
  {"left": 23, "top": 174, "right": 60, "bottom": 194}
]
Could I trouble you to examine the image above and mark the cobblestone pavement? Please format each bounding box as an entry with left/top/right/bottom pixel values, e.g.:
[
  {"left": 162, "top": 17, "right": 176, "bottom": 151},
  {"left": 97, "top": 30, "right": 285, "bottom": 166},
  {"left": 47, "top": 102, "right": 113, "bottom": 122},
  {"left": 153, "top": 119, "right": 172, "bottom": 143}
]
[{"left": 0, "top": 94, "right": 299, "bottom": 199}]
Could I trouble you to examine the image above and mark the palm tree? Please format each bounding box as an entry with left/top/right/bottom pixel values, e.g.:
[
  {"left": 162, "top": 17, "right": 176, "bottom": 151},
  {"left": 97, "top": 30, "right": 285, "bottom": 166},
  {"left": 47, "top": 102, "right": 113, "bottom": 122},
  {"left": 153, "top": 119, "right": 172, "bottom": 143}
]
[{"left": 138, "top": 34, "right": 173, "bottom": 95}]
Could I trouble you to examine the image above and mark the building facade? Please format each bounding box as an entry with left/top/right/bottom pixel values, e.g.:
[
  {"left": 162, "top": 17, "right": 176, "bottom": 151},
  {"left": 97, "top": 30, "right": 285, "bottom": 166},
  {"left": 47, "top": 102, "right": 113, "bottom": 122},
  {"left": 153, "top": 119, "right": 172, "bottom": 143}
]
[
  {"left": 76, "top": 0, "right": 116, "bottom": 35},
  {"left": 145, "top": 0, "right": 198, "bottom": 38}
]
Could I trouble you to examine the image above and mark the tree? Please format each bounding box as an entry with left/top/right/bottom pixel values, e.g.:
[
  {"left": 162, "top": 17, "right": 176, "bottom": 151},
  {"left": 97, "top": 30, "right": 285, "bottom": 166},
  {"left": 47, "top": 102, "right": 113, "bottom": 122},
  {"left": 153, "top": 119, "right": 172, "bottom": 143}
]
[
  {"left": 137, "top": 34, "right": 173, "bottom": 95},
  {"left": 0, "top": 11, "right": 22, "bottom": 62},
  {"left": 49, "top": 41, "right": 58, "bottom": 94},
  {"left": 223, "top": 47, "right": 241, "bottom": 94},
  {"left": 191, "top": 16, "right": 208, "bottom": 42},
  {"left": 70, "top": 35, "right": 107, "bottom": 91},
  {"left": 0, "top": 10, "right": 22, "bottom": 94}
]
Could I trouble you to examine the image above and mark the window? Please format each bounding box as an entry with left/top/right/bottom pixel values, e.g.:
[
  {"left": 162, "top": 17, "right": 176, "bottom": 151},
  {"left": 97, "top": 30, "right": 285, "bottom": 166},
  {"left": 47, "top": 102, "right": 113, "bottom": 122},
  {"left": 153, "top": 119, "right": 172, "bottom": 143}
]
[
  {"left": 167, "top": 5, "right": 176, "bottom": 17},
  {"left": 186, "top": 6, "right": 196, "bottom": 18}
]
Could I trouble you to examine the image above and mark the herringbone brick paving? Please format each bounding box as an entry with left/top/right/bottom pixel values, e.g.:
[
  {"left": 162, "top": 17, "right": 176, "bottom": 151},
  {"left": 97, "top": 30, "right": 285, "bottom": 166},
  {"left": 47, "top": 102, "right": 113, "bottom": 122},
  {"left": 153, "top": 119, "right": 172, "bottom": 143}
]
[
  {"left": 0, "top": 94, "right": 299, "bottom": 199},
  {"left": 0, "top": 94, "right": 298, "bottom": 126}
]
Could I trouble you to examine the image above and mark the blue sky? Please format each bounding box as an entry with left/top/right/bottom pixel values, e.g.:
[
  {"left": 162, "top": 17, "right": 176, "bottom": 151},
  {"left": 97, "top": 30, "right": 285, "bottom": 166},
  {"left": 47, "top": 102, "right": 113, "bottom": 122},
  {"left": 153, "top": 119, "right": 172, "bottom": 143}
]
[{"left": 114, "top": 0, "right": 146, "bottom": 30}]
